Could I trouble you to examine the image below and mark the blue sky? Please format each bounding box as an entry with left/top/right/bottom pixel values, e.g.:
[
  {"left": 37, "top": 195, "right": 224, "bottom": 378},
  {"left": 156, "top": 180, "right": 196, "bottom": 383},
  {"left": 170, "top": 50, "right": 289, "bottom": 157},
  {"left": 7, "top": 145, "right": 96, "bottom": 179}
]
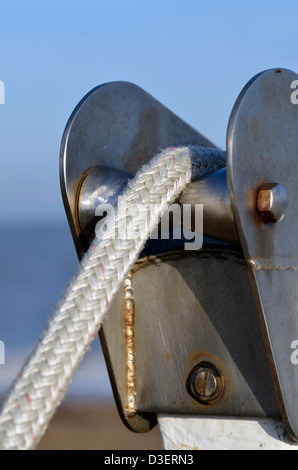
[{"left": 0, "top": 0, "right": 298, "bottom": 224}]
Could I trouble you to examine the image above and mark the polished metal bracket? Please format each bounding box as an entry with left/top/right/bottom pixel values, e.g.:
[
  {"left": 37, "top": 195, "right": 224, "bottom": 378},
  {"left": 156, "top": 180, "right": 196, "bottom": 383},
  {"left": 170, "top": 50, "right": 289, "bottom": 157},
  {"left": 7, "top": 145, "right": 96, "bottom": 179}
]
[
  {"left": 227, "top": 68, "right": 298, "bottom": 441},
  {"left": 60, "top": 69, "right": 298, "bottom": 440}
]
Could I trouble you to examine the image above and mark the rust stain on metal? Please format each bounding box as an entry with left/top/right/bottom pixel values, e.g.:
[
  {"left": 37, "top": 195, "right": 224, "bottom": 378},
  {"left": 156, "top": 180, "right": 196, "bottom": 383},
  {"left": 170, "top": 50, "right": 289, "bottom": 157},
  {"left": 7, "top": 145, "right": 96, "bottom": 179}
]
[
  {"left": 124, "top": 273, "right": 137, "bottom": 412},
  {"left": 250, "top": 180, "right": 276, "bottom": 235},
  {"left": 132, "top": 255, "right": 162, "bottom": 273},
  {"left": 124, "top": 410, "right": 155, "bottom": 433},
  {"left": 167, "top": 437, "right": 199, "bottom": 450},
  {"left": 256, "top": 183, "right": 282, "bottom": 221},
  {"left": 257, "top": 186, "right": 272, "bottom": 213},
  {"left": 122, "top": 271, "right": 158, "bottom": 433}
]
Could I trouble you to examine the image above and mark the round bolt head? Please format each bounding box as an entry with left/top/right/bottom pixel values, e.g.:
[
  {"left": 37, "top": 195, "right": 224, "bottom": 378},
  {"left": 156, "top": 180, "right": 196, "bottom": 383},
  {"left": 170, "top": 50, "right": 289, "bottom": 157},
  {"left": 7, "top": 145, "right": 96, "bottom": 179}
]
[
  {"left": 193, "top": 369, "right": 217, "bottom": 397},
  {"left": 187, "top": 361, "right": 224, "bottom": 404},
  {"left": 257, "top": 183, "right": 288, "bottom": 223}
]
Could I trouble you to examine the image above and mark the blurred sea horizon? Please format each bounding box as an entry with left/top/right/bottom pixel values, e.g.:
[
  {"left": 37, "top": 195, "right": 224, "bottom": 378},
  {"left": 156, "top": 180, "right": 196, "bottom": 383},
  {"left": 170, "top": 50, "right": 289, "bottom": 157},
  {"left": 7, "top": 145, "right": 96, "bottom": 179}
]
[{"left": 0, "top": 222, "right": 113, "bottom": 402}]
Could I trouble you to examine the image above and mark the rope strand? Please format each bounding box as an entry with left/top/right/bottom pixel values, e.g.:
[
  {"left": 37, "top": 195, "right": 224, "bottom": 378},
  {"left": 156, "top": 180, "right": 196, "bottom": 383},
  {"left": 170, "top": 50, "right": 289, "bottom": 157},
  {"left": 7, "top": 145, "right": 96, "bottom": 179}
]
[{"left": 0, "top": 146, "right": 225, "bottom": 449}]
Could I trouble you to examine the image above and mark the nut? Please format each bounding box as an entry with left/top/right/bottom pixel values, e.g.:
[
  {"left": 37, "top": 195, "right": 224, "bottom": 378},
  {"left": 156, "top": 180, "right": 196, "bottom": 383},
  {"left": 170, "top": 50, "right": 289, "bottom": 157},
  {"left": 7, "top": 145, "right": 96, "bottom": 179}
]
[{"left": 257, "top": 183, "right": 288, "bottom": 223}]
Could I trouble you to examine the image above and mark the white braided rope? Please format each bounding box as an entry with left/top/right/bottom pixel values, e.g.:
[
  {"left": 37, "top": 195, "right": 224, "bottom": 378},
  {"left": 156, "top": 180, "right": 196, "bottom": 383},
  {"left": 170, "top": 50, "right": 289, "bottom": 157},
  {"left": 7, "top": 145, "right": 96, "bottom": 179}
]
[{"left": 0, "top": 146, "right": 225, "bottom": 450}]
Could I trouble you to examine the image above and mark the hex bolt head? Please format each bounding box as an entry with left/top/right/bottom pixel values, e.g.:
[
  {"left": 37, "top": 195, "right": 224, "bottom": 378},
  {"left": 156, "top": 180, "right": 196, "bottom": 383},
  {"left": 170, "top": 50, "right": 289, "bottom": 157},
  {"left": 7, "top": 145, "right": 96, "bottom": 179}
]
[
  {"left": 257, "top": 183, "right": 288, "bottom": 223},
  {"left": 187, "top": 362, "right": 224, "bottom": 404}
]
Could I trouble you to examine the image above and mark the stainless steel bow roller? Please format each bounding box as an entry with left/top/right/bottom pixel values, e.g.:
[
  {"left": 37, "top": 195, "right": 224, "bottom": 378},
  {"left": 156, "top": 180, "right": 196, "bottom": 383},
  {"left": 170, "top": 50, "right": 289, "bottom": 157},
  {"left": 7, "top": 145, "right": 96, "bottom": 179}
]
[{"left": 60, "top": 69, "right": 298, "bottom": 442}]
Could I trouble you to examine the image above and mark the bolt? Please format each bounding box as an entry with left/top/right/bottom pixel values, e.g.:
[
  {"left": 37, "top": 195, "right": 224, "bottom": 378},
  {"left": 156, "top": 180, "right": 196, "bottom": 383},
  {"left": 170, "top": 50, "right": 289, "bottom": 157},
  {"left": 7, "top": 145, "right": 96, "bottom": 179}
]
[
  {"left": 257, "top": 183, "right": 288, "bottom": 223},
  {"left": 188, "top": 362, "right": 223, "bottom": 404},
  {"left": 193, "top": 369, "right": 217, "bottom": 397}
]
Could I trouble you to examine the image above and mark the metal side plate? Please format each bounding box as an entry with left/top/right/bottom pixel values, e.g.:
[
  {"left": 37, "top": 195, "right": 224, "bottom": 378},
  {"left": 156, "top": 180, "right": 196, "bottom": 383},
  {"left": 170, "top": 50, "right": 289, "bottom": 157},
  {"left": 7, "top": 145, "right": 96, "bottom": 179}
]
[
  {"left": 60, "top": 81, "right": 215, "bottom": 431},
  {"left": 60, "top": 81, "right": 214, "bottom": 256},
  {"left": 105, "top": 250, "right": 279, "bottom": 419},
  {"left": 227, "top": 68, "right": 298, "bottom": 440}
]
